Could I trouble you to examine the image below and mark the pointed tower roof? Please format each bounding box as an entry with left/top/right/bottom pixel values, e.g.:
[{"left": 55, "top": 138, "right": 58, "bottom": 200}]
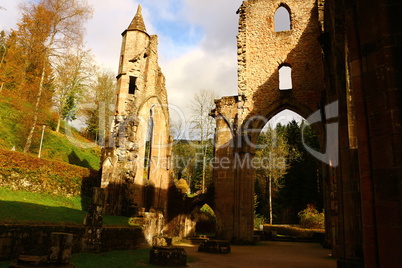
[{"left": 127, "top": 5, "right": 147, "bottom": 32}]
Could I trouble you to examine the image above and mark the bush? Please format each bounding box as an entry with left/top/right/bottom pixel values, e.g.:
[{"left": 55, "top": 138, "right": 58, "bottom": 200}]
[
  {"left": 298, "top": 204, "right": 325, "bottom": 229},
  {"left": 254, "top": 214, "right": 266, "bottom": 230},
  {"left": 175, "top": 178, "right": 189, "bottom": 194}
]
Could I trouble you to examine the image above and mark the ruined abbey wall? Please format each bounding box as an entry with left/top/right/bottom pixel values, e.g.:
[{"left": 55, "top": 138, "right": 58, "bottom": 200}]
[
  {"left": 237, "top": 0, "right": 324, "bottom": 123},
  {"left": 212, "top": 0, "right": 402, "bottom": 267},
  {"left": 212, "top": 0, "right": 325, "bottom": 243},
  {"left": 100, "top": 7, "right": 172, "bottom": 217}
]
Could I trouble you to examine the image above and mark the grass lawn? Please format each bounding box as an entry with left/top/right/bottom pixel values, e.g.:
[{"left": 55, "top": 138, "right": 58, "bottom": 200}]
[
  {"left": 0, "top": 187, "right": 130, "bottom": 226},
  {"left": 71, "top": 249, "right": 155, "bottom": 268},
  {"left": 0, "top": 248, "right": 196, "bottom": 268},
  {"left": 0, "top": 249, "right": 154, "bottom": 268},
  {"left": 0, "top": 100, "right": 100, "bottom": 170}
]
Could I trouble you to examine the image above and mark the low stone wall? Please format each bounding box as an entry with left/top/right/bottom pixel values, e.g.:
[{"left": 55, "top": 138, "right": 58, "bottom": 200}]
[
  {"left": 100, "top": 227, "right": 148, "bottom": 251},
  {"left": 0, "top": 224, "right": 147, "bottom": 261},
  {"left": 262, "top": 225, "right": 325, "bottom": 243}
]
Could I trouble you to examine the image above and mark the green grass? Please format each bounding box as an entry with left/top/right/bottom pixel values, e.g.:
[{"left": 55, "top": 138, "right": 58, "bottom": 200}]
[
  {"left": 71, "top": 248, "right": 154, "bottom": 268},
  {"left": 0, "top": 100, "right": 100, "bottom": 170},
  {"left": 71, "top": 248, "right": 196, "bottom": 268},
  {"left": 0, "top": 249, "right": 153, "bottom": 268},
  {"left": 0, "top": 249, "right": 196, "bottom": 268},
  {"left": 0, "top": 261, "right": 9, "bottom": 268},
  {"left": 40, "top": 128, "right": 101, "bottom": 170},
  {"left": 0, "top": 187, "right": 130, "bottom": 226},
  {"left": 0, "top": 101, "right": 23, "bottom": 150}
]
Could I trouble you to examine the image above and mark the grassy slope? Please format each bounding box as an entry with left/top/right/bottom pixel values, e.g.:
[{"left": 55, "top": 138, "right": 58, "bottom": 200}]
[
  {"left": 0, "top": 100, "right": 100, "bottom": 170},
  {"left": 0, "top": 187, "right": 130, "bottom": 226},
  {"left": 0, "top": 100, "right": 129, "bottom": 226}
]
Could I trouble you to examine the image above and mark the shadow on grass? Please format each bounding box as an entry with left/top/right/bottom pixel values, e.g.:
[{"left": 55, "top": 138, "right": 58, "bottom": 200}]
[
  {"left": 71, "top": 248, "right": 197, "bottom": 268},
  {"left": 71, "top": 248, "right": 154, "bottom": 268},
  {"left": 68, "top": 150, "right": 95, "bottom": 170},
  {"left": 0, "top": 200, "right": 129, "bottom": 226}
]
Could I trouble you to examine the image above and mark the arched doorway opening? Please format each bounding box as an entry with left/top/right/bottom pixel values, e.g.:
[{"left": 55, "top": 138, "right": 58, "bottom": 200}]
[
  {"left": 252, "top": 109, "right": 326, "bottom": 240},
  {"left": 191, "top": 204, "right": 217, "bottom": 237}
]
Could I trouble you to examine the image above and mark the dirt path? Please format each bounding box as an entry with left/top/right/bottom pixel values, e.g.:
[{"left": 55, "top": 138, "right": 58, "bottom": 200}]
[{"left": 178, "top": 241, "right": 336, "bottom": 268}]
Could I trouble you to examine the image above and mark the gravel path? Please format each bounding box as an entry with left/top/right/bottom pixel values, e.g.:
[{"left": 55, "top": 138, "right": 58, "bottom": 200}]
[{"left": 178, "top": 241, "right": 336, "bottom": 268}]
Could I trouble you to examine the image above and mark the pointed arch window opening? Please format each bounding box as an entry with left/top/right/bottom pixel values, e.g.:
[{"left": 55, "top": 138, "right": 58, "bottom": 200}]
[
  {"left": 279, "top": 65, "right": 293, "bottom": 90},
  {"left": 274, "top": 5, "right": 292, "bottom": 32},
  {"left": 144, "top": 108, "right": 154, "bottom": 179}
]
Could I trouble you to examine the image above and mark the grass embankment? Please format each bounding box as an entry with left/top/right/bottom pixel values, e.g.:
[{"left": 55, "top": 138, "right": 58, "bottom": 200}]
[
  {"left": 0, "top": 100, "right": 100, "bottom": 170},
  {"left": 0, "top": 187, "right": 129, "bottom": 226},
  {"left": 0, "top": 149, "right": 129, "bottom": 226}
]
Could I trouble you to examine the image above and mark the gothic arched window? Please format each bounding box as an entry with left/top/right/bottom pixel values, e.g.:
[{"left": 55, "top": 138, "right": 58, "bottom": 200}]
[
  {"left": 279, "top": 65, "right": 292, "bottom": 90},
  {"left": 274, "top": 5, "right": 291, "bottom": 32}
]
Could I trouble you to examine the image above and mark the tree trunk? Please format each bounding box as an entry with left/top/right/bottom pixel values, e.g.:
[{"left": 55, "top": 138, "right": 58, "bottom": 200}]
[
  {"left": 56, "top": 114, "right": 61, "bottom": 132},
  {"left": 269, "top": 174, "right": 272, "bottom": 225},
  {"left": 24, "top": 65, "right": 46, "bottom": 153},
  {"left": 202, "top": 150, "right": 206, "bottom": 193}
]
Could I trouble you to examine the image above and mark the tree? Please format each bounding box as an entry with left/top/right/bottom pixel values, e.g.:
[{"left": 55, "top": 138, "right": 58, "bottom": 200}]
[
  {"left": 19, "top": 0, "right": 93, "bottom": 152},
  {"left": 275, "top": 120, "right": 323, "bottom": 223},
  {"left": 189, "top": 89, "right": 218, "bottom": 193},
  {"left": 255, "top": 125, "right": 299, "bottom": 224},
  {"left": 171, "top": 139, "right": 197, "bottom": 190},
  {"left": 0, "top": 31, "right": 7, "bottom": 93},
  {"left": 83, "top": 68, "right": 116, "bottom": 143},
  {"left": 53, "top": 48, "right": 94, "bottom": 132}
]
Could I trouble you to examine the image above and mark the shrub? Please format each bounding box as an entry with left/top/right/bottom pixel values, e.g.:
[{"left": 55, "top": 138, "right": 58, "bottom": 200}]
[
  {"left": 298, "top": 204, "right": 325, "bottom": 229},
  {"left": 254, "top": 214, "right": 266, "bottom": 230},
  {"left": 175, "top": 178, "right": 189, "bottom": 194}
]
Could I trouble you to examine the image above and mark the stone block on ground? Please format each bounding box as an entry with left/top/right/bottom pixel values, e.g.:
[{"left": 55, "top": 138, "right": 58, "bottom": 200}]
[
  {"left": 149, "top": 246, "right": 187, "bottom": 266},
  {"left": 198, "top": 240, "right": 231, "bottom": 254},
  {"left": 9, "top": 255, "right": 74, "bottom": 268}
]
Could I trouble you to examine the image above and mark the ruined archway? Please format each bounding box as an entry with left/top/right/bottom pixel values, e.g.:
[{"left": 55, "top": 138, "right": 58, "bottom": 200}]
[
  {"left": 211, "top": 0, "right": 326, "bottom": 243},
  {"left": 254, "top": 110, "right": 324, "bottom": 228}
]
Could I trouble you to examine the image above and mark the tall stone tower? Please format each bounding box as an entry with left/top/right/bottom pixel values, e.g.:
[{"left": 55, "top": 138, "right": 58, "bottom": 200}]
[{"left": 100, "top": 5, "right": 172, "bottom": 217}]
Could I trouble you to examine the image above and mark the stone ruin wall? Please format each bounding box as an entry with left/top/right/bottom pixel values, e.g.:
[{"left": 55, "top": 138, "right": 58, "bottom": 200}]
[
  {"left": 98, "top": 6, "right": 197, "bottom": 241},
  {"left": 237, "top": 0, "right": 325, "bottom": 124},
  {"left": 211, "top": 0, "right": 326, "bottom": 243},
  {"left": 100, "top": 9, "right": 171, "bottom": 219}
]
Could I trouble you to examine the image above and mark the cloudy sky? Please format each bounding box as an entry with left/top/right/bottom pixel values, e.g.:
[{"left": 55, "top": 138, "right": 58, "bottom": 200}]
[
  {"left": 0, "top": 0, "right": 301, "bottom": 128},
  {"left": 1, "top": 0, "right": 241, "bottom": 113}
]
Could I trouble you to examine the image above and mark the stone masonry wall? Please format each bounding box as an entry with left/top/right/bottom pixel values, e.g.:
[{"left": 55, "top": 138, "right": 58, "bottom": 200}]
[
  {"left": 0, "top": 225, "right": 147, "bottom": 261},
  {"left": 212, "top": 0, "right": 325, "bottom": 243},
  {"left": 100, "top": 6, "right": 172, "bottom": 219},
  {"left": 237, "top": 0, "right": 324, "bottom": 124}
]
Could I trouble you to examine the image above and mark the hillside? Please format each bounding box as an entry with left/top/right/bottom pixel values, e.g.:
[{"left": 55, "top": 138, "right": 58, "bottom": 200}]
[{"left": 0, "top": 100, "right": 100, "bottom": 170}]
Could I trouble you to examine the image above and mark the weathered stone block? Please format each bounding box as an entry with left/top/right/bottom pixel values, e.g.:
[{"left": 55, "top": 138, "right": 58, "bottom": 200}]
[
  {"left": 149, "top": 246, "right": 187, "bottom": 266},
  {"left": 198, "top": 240, "right": 231, "bottom": 254},
  {"left": 152, "top": 236, "right": 172, "bottom": 247},
  {"left": 48, "top": 233, "right": 73, "bottom": 264}
]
